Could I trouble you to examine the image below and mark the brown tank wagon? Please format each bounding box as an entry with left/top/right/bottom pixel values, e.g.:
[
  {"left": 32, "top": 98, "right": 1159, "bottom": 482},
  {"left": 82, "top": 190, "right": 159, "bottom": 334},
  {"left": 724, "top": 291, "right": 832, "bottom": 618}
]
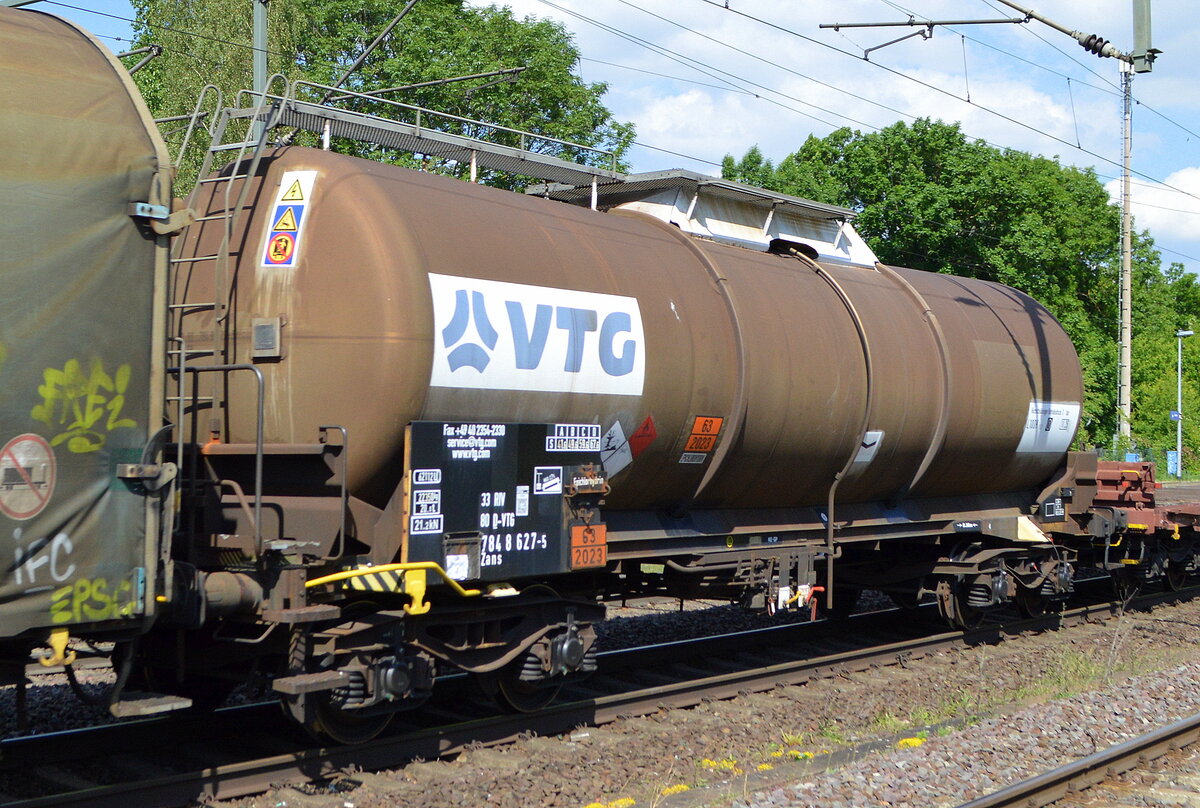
[
  {"left": 176, "top": 147, "right": 1083, "bottom": 515},
  {"left": 4, "top": 9, "right": 1200, "bottom": 745}
]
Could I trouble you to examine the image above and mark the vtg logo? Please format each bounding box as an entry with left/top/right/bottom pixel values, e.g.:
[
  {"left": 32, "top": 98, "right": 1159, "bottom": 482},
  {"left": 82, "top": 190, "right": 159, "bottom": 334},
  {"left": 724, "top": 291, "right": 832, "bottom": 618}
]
[{"left": 428, "top": 274, "right": 646, "bottom": 395}]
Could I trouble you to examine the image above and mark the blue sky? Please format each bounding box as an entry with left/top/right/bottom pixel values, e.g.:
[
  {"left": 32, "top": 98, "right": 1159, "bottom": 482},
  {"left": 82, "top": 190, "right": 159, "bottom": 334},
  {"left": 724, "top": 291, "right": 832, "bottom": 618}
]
[{"left": 35, "top": 0, "right": 1200, "bottom": 276}]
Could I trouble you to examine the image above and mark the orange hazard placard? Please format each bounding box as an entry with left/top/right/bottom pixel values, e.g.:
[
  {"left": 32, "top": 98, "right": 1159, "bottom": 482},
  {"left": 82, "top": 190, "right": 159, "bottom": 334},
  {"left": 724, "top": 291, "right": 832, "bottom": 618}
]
[
  {"left": 691, "top": 416, "right": 723, "bottom": 436},
  {"left": 570, "top": 524, "right": 607, "bottom": 568},
  {"left": 571, "top": 523, "right": 606, "bottom": 547},
  {"left": 684, "top": 434, "right": 717, "bottom": 453},
  {"left": 265, "top": 232, "right": 296, "bottom": 264},
  {"left": 571, "top": 545, "right": 607, "bottom": 568}
]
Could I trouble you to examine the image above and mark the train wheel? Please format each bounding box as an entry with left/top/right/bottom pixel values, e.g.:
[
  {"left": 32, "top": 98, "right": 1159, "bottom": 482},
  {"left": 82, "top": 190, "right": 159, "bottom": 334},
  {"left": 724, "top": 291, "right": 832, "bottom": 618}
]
[
  {"left": 308, "top": 696, "right": 394, "bottom": 746},
  {"left": 1015, "top": 586, "right": 1048, "bottom": 619},
  {"left": 477, "top": 657, "right": 562, "bottom": 713},
  {"left": 935, "top": 577, "right": 982, "bottom": 630},
  {"left": 495, "top": 676, "right": 562, "bottom": 713},
  {"left": 1165, "top": 560, "right": 1189, "bottom": 592}
]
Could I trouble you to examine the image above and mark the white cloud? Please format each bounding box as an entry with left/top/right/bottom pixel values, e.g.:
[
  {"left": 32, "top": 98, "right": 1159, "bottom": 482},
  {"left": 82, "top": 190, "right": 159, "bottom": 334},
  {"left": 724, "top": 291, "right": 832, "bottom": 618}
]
[{"left": 1107, "top": 168, "right": 1200, "bottom": 244}]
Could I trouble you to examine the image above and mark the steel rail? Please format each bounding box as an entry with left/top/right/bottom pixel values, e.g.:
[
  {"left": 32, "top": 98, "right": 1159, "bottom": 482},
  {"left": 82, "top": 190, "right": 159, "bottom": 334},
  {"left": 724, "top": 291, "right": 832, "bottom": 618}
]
[
  {"left": 957, "top": 711, "right": 1200, "bottom": 808},
  {"left": 4, "top": 584, "right": 1195, "bottom": 808}
]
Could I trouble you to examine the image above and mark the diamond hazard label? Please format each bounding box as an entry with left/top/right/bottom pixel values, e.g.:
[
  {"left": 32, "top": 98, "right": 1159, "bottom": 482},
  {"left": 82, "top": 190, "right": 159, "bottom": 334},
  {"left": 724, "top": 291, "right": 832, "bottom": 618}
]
[{"left": 0, "top": 434, "right": 56, "bottom": 520}]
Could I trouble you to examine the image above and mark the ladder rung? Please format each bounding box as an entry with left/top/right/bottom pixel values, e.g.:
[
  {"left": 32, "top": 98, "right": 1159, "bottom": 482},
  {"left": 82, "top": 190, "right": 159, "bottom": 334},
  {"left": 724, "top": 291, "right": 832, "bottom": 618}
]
[
  {"left": 210, "top": 142, "right": 259, "bottom": 152},
  {"left": 170, "top": 255, "right": 221, "bottom": 263},
  {"left": 168, "top": 303, "right": 216, "bottom": 310},
  {"left": 166, "top": 396, "right": 216, "bottom": 402},
  {"left": 197, "top": 174, "right": 249, "bottom": 184},
  {"left": 194, "top": 213, "right": 234, "bottom": 222}
]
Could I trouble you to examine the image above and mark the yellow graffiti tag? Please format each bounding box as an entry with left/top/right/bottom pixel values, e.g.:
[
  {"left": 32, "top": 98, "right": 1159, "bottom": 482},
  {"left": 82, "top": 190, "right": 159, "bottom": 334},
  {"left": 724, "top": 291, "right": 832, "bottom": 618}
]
[
  {"left": 50, "top": 577, "right": 136, "bottom": 624},
  {"left": 31, "top": 359, "right": 137, "bottom": 453},
  {"left": 0, "top": 342, "right": 6, "bottom": 375}
]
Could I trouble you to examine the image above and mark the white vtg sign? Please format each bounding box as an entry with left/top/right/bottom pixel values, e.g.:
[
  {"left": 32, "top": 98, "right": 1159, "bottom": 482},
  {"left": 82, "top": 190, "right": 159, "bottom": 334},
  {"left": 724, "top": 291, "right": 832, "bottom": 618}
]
[{"left": 428, "top": 274, "right": 645, "bottom": 395}]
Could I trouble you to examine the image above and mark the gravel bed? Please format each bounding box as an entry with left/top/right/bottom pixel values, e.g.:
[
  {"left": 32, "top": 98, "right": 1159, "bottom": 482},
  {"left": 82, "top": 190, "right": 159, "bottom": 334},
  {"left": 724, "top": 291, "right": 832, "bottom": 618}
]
[
  {"left": 12, "top": 593, "right": 1200, "bottom": 808},
  {"left": 205, "top": 596, "right": 1200, "bottom": 808},
  {"left": 748, "top": 660, "right": 1200, "bottom": 807},
  {"left": 0, "top": 594, "right": 887, "bottom": 741}
]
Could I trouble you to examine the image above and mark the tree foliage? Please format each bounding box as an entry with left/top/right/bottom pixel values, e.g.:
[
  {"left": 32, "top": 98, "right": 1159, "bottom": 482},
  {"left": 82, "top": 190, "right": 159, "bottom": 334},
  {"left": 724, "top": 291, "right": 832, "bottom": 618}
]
[
  {"left": 723, "top": 120, "right": 1200, "bottom": 463},
  {"left": 130, "top": 0, "right": 633, "bottom": 190}
]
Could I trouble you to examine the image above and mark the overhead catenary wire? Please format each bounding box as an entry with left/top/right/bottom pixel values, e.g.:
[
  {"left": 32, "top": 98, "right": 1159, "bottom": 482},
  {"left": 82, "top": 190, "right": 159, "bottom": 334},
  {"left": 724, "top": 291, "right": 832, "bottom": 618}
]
[
  {"left": 54, "top": 0, "right": 1199, "bottom": 208},
  {"left": 536, "top": 0, "right": 861, "bottom": 132},
  {"left": 885, "top": 0, "right": 1200, "bottom": 146},
  {"left": 546, "top": 0, "right": 1200, "bottom": 239},
  {"left": 41, "top": 0, "right": 1200, "bottom": 264},
  {"left": 693, "top": 0, "right": 1200, "bottom": 205}
]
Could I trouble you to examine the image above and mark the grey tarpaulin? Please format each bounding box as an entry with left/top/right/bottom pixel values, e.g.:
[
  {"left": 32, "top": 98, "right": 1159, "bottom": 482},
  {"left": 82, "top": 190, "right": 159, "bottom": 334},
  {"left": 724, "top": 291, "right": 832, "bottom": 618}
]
[{"left": 0, "top": 7, "right": 169, "bottom": 641}]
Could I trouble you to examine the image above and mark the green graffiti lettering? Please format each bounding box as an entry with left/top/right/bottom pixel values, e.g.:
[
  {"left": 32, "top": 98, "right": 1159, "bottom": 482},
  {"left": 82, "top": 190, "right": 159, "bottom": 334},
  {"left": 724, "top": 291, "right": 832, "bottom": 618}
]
[
  {"left": 50, "top": 584, "right": 74, "bottom": 624},
  {"left": 31, "top": 358, "right": 138, "bottom": 453},
  {"left": 0, "top": 342, "right": 7, "bottom": 375},
  {"left": 49, "top": 576, "right": 136, "bottom": 624}
]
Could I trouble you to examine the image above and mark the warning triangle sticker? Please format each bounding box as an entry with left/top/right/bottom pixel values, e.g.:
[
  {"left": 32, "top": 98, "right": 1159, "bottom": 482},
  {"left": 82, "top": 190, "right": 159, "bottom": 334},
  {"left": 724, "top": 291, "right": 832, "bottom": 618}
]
[
  {"left": 280, "top": 180, "right": 305, "bottom": 201},
  {"left": 272, "top": 206, "right": 298, "bottom": 232}
]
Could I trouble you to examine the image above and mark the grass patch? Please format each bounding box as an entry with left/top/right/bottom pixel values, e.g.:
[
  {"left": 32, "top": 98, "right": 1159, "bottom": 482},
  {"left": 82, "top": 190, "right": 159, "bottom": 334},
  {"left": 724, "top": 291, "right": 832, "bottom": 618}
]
[
  {"left": 870, "top": 711, "right": 907, "bottom": 734},
  {"left": 815, "top": 720, "right": 848, "bottom": 745}
]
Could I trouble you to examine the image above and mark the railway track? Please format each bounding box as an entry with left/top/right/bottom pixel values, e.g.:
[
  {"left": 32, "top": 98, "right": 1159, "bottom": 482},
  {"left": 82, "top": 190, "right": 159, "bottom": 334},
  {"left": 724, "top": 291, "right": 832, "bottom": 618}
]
[
  {"left": 1, "top": 583, "right": 1191, "bottom": 808},
  {"left": 959, "top": 711, "right": 1200, "bottom": 808}
]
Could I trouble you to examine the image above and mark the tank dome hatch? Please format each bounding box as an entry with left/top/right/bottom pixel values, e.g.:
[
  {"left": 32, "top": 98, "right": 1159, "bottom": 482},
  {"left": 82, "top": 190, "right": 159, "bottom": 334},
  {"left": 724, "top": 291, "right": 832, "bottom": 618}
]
[{"left": 527, "top": 169, "right": 879, "bottom": 268}]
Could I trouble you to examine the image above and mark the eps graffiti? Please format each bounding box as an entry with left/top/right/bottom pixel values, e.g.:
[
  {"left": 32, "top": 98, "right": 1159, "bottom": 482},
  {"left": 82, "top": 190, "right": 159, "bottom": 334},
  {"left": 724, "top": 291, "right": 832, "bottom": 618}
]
[
  {"left": 50, "top": 576, "right": 136, "bottom": 624},
  {"left": 31, "top": 358, "right": 137, "bottom": 453}
]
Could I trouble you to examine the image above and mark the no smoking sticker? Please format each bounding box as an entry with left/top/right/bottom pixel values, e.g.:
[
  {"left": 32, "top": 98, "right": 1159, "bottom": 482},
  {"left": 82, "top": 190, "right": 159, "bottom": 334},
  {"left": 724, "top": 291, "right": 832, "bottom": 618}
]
[
  {"left": 0, "top": 434, "right": 56, "bottom": 520},
  {"left": 265, "top": 232, "right": 296, "bottom": 264}
]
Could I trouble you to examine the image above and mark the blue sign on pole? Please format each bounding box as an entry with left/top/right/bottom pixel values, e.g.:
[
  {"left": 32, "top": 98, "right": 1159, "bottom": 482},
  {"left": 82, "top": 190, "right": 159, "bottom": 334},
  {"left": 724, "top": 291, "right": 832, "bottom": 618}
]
[
  {"left": 1168, "top": 450, "right": 1181, "bottom": 476},
  {"left": 1171, "top": 410, "right": 1182, "bottom": 422},
  {"left": 1124, "top": 452, "right": 1141, "bottom": 462}
]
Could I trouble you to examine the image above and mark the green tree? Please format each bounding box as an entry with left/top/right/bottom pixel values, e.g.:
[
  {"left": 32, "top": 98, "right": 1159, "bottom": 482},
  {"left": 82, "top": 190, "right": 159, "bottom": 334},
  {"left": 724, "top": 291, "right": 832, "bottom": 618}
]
[
  {"left": 131, "top": 0, "right": 633, "bottom": 191},
  {"left": 130, "top": 0, "right": 306, "bottom": 189}
]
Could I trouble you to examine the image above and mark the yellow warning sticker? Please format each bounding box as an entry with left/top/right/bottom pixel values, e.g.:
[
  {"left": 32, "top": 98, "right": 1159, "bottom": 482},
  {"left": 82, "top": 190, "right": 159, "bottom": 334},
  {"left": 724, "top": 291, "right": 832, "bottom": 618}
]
[
  {"left": 260, "top": 170, "right": 317, "bottom": 268},
  {"left": 281, "top": 179, "right": 305, "bottom": 201},
  {"left": 271, "top": 206, "right": 298, "bottom": 232}
]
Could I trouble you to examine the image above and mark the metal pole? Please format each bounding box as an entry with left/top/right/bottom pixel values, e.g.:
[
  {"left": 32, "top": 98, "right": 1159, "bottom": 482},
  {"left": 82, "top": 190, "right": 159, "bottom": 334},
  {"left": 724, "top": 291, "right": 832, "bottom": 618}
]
[
  {"left": 253, "top": 0, "right": 268, "bottom": 95},
  {"left": 1118, "top": 63, "right": 1133, "bottom": 439},
  {"left": 1177, "top": 330, "right": 1193, "bottom": 478}
]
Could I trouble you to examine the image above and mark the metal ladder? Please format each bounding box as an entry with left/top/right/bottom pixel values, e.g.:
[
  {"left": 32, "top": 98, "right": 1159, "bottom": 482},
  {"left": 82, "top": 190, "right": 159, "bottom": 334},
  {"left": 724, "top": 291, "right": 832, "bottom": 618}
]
[{"left": 166, "top": 78, "right": 291, "bottom": 445}]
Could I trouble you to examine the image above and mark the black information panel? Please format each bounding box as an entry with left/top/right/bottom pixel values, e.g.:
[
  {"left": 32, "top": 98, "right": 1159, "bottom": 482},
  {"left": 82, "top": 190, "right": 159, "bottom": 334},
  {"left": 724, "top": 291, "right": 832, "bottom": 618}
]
[{"left": 405, "top": 422, "right": 605, "bottom": 582}]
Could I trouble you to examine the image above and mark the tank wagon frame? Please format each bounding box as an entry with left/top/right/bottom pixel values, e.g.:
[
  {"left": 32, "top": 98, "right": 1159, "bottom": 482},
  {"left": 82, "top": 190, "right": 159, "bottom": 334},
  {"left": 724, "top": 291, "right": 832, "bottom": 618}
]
[{"left": 3, "top": 10, "right": 1200, "bottom": 744}]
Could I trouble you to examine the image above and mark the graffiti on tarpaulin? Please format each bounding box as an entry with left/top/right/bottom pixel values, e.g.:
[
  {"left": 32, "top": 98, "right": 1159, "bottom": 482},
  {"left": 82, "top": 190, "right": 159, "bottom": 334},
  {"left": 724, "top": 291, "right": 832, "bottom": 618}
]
[
  {"left": 51, "top": 576, "right": 136, "bottom": 624},
  {"left": 11, "top": 527, "right": 76, "bottom": 587},
  {"left": 31, "top": 358, "right": 137, "bottom": 453}
]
